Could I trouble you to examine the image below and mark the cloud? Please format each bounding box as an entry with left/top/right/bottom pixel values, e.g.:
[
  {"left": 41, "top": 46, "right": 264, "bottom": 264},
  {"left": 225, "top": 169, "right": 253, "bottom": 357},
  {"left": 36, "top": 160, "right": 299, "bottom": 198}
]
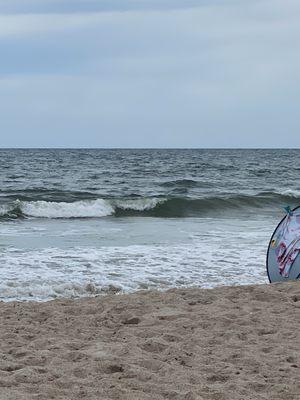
[
  {"left": 0, "top": 0, "right": 299, "bottom": 147},
  {"left": 0, "top": 12, "right": 104, "bottom": 38},
  {"left": 0, "top": 0, "right": 226, "bottom": 14}
]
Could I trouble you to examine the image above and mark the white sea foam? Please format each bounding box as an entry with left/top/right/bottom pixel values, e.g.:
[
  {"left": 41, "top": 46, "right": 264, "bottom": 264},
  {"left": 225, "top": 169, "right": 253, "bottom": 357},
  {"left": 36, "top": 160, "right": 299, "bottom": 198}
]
[
  {"left": 113, "top": 197, "right": 165, "bottom": 211},
  {"left": 0, "top": 204, "right": 14, "bottom": 216},
  {"left": 0, "top": 217, "right": 271, "bottom": 302},
  {"left": 0, "top": 206, "right": 8, "bottom": 216},
  {"left": 278, "top": 189, "right": 300, "bottom": 197},
  {"left": 20, "top": 199, "right": 114, "bottom": 218},
  {"left": 14, "top": 198, "right": 164, "bottom": 219}
]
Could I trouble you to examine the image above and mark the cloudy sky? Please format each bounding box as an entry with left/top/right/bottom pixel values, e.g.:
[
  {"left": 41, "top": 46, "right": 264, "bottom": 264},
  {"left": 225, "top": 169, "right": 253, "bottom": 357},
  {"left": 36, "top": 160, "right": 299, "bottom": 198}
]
[{"left": 0, "top": 0, "right": 299, "bottom": 148}]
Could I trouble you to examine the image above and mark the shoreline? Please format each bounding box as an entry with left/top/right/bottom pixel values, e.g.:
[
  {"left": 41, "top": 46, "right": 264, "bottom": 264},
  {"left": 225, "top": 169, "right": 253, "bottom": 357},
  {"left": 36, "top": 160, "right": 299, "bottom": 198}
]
[{"left": 0, "top": 282, "right": 299, "bottom": 399}]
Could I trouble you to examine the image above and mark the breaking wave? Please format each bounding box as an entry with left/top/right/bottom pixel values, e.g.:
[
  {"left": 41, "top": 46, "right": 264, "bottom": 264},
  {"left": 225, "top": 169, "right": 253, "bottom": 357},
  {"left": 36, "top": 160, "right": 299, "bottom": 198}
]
[
  {"left": 21, "top": 199, "right": 114, "bottom": 218},
  {"left": 0, "top": 198, "right": 165, "bottom": 219},
  {"left": 276, "top": 188, "right": 300, "bottom": 197},
  {"left": 0, "top": 190, "right": 300, "bottom": 220}
]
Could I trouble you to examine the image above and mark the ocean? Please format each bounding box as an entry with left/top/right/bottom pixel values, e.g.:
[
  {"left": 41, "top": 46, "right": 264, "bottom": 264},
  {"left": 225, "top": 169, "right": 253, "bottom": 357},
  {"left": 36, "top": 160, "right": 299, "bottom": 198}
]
[{"left": 0, "top": 148, "right": 298, "bottom": 301}]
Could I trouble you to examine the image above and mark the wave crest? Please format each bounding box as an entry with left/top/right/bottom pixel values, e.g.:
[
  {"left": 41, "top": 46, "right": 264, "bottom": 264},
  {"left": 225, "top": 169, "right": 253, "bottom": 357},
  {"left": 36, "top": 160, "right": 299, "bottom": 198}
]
[
  {"left": 21, "top": 199, "right": 114, "bottom": 218},
  {"left": 0, "top": 190, "right": 299, "bottom": 220},
  {"left": 113, "top": 198, "right": 164, "bottom": 211},
  {"left": 0, "top": 198, "right": 165, "bottom": 219}
]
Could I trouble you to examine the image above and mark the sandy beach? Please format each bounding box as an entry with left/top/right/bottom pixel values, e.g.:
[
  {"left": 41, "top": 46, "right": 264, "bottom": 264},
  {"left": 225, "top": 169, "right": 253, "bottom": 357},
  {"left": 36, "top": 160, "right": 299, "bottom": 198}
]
[{"left": 0, "top": 282, "right": 299, "bottom": 400}]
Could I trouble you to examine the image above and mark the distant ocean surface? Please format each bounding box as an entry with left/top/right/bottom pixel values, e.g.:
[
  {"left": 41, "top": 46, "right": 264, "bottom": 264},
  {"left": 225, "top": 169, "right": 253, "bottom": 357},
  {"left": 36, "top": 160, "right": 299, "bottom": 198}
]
[{"left": 0, "top": 149, "right": 298, "bottom": 301}]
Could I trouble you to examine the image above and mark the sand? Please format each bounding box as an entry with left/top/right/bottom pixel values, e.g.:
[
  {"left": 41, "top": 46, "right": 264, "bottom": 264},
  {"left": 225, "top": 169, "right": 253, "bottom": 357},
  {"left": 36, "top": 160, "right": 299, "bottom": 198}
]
[{"left": 0, "top": 282, "right": 299, "bottom": 400}]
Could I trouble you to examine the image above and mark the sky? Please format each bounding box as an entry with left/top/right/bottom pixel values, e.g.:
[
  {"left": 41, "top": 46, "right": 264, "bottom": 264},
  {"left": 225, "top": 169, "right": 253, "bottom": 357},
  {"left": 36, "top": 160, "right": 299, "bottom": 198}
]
[{"left": 0, "top": 0, "right": 299, "bottom": 148}]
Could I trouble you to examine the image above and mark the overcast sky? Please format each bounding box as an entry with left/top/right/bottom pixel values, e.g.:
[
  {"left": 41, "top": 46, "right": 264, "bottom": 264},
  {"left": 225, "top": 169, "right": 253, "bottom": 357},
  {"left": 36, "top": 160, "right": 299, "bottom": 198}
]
[{"left": 0, "top": 0, "right": 299, "bottom": 148}]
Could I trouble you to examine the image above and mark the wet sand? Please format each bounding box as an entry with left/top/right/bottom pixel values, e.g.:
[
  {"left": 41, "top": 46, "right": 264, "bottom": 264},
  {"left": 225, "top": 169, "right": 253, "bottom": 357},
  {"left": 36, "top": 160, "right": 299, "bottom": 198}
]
[{"left": 0, "top": 281, "right": 299, "bottom": 400}]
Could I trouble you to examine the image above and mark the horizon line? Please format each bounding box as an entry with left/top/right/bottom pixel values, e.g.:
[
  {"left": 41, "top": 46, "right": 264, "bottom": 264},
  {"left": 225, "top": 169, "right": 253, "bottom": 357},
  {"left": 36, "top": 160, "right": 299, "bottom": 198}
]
[{"left": 0, "top": 147, "right": 299, "bottom": 150}]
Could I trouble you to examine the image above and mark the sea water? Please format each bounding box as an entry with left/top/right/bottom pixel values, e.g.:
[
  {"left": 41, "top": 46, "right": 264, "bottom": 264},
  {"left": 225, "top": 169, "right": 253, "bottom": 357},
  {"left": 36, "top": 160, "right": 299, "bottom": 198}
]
[{"left": 0, "top": 148, "right": 297, "bottom": 301}]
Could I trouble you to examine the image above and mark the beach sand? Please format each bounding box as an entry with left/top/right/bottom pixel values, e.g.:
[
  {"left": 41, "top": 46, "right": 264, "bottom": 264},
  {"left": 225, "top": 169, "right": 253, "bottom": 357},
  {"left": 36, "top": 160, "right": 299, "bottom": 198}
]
[{"left": 0, "top": 282, "right": 299, "bottom": 400}]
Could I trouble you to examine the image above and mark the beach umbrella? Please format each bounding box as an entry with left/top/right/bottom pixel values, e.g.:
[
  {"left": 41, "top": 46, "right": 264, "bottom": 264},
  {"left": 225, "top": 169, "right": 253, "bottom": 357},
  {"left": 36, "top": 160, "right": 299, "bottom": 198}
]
[{"left": 267, "top": 206, "right": 300, "bottom": 283}]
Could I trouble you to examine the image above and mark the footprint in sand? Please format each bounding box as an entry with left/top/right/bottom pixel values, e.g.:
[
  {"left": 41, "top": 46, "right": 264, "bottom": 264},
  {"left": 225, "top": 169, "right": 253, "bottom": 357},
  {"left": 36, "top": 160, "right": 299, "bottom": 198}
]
[{"left": 141, "top": 340, "right": 167, "bottom": 353}]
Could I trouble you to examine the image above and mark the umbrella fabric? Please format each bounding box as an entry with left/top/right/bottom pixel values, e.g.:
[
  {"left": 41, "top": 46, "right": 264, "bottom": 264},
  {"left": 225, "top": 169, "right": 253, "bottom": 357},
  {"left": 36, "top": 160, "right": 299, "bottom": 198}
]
[{"left": 273, "top": 211, "right": 300, "bottom": 277}]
